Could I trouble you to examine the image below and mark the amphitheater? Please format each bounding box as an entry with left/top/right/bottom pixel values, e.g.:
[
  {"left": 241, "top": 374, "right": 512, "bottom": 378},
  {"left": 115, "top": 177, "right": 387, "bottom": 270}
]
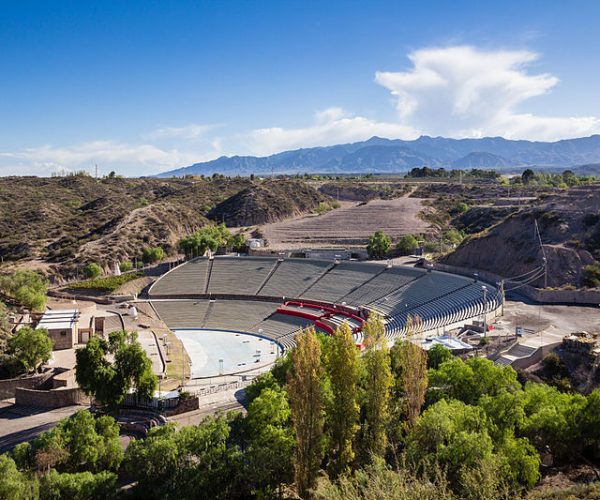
[{"left": 148, "top": 256, "right": 503, "bottom": 377}]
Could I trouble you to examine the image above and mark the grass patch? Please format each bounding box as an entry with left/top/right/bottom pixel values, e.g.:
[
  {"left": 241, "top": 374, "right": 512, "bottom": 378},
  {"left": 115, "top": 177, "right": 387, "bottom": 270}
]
[{"left": 68, "top": 272, "right": 143, "bottom": 292}]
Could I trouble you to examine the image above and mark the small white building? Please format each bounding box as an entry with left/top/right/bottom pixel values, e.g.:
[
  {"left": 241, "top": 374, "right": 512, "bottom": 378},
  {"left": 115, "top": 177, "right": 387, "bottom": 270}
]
[{"left": 36, "top": 309, "right": 80, "bottom": 350}]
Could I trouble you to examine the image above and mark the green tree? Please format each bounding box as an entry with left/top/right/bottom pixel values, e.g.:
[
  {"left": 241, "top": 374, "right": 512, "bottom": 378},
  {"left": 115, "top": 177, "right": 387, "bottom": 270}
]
[
  {"left": 142, "top": 246, "right": 165, "bottom": 264},
  {"left": 230, "top": 233, "right": 247, "bottom": 252},
  {"left": 32, "top": 410, "right": 122, "bottom": 473},
  {"left": 39, "top": 470, "right": 117, "bottom": 500},
  {"left": 390, "top": 340, "right": 428, "bottom": 426},
  {"left": 396, "top": 234, "right": 419, "bottom": 256},
  {"left": 75, "top": 331, "right": 157, "bottom": 409},
  {"left": 521, "top": 168, "right": 535, "bottom": 184},
  {"left": 326, "top": 323, "right": 360, "bottom": 478},
  {"left": 8, "top": 327, "right": 53, "bottom": 373},
  {"left": 367, "top": 230, "right": 391, "bottom": 259},
  {"left": 0, "top": 270, "right": 47, "bottom": 311},
  {"left": 288, "top": 327, "right": 326, "bottom": 498},
  {"left": 244, "top": 387, "right": 294, "bottom": 496},
  {"left": 119, "top": 260, "right": 133, "bottom": 272},
  {"left": 360, "top": 312, "right": 392, "bottom": 461},
  {"left": 0, "top": 454, "right": 34, "bottom": 499},
  {"left": 427, "top": 344, "right": 453, "bottom": 369},
  {"left": 83, "top": 262, "right": 102, "bottom": 279}
]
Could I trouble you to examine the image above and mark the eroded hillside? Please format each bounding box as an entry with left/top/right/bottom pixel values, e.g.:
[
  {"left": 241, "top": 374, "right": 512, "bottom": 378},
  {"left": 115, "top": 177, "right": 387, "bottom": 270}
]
[
  {"left": 443, "top": 186, "right": 600, "bottom": 288},
  {"left": 0, "top": 176, "right": 326, "bottom": 281}
]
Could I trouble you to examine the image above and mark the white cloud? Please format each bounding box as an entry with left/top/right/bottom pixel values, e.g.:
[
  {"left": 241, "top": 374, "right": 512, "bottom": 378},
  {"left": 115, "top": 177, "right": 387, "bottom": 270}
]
[
  {"left": 375, "top": 45, "right": 600, "bottom": 140},
  {"left": 246, "top": 107, "right": 418, "bottom": 156},
  {"left": 143, "top": 123, "right": 221, "bottom": 140},
  {"left": 0, "top": 140, "right": 220, "bottom": 176}
]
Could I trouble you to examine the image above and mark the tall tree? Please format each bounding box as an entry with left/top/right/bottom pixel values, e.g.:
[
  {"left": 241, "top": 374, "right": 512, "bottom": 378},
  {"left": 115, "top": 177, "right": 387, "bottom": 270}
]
[
  {"left": 326, "top": 322, "right": 360, "bottom": 478},
  {"left": 288, "top": 327, "right": 325, "bottom": 498},
  {"left": 390, "top": 340, "right": 428, "bottom": 426},
  {"left": 75, "top": 331, "right": 157, "bottom": 409},
  {"left": 361, "top": 312, "right": 392, "bottom": 461},
  {"left": 8, "top": 326, "right": 53, "bottom": 373}
]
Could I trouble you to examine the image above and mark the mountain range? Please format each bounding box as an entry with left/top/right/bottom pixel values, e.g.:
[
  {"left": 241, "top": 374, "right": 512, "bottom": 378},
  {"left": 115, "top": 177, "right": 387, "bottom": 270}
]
[{"left": 157, "top": 135, "right": 600, "bottom": 177}]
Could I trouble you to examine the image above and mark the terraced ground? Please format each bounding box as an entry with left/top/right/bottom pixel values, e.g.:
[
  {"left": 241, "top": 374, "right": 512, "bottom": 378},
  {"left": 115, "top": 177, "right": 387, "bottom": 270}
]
[{"left": 259, "top": 197, "right": 431, "bottom": 249}]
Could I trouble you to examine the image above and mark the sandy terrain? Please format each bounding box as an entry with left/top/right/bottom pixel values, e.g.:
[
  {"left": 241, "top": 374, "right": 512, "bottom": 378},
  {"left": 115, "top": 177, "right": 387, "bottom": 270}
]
[{"left": 258, "top": 197, "right": 431, "bottom": 250}]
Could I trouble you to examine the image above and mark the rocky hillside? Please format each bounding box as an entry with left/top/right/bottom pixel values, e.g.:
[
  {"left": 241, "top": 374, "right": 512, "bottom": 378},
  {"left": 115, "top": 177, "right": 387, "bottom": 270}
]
[
  {"left": 0, "top": 176, "right": 325, "bottom": 281},
  {"left": 209, "top": 180, "right": 327, "bottom": 226},
  {"left": 443, "top": 186, "right": 600, "bottom": 288}
]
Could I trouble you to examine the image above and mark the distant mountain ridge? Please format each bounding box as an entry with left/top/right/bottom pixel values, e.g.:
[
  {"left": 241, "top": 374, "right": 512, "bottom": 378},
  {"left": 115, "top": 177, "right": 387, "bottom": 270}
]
[{"left": 157, "top": 135, "right": 600, "bottom": 177}]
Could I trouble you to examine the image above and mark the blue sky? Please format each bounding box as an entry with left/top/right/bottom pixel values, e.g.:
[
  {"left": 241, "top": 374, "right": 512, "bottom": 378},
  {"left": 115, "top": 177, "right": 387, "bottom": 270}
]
[{"left": 1, "top": 0, "right": 600, "bottom": 176}]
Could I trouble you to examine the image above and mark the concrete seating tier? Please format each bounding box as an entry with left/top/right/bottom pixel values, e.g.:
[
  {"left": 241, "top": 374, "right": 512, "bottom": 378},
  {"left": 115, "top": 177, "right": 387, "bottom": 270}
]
[
  {"left": 301, "top": 261, "right": 385, "bottom": 303},
  {"left": 251, "top": 313, "right": 314, "bottom": 341},
  {"left": 151, "top": 300, "right": 210, "bottom": 330},
  {"left": 259, "top": 258, "right": 332, "bottom": 298},
  {"left": 202, "top": 299, "right": 280, "bottom": 332},
  {"left": 342, "top": 266, "right": 426, "bottom": 306},
  {"left": 207, "top": 257, "right": 277, "bottom": 295},
  {"left": 149, "top": 258, "right": 209, "bottom": 296}
]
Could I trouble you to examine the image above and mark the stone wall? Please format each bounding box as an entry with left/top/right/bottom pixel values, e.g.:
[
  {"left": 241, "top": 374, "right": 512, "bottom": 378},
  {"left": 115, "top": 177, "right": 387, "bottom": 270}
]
[
  {"left": 0, "top": 371, "right": 53, "bottom": 400},
  {"left": 15, "top": 387, "right": 90, "bottom": 408}
]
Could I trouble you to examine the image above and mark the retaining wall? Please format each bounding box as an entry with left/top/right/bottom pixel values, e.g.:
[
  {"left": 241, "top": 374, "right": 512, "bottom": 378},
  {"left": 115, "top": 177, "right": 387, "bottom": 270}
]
[
  {"left": 0, "top": 371, "right": 53, "bottom": 400},
  {"left": 14, "top": 387, "right": 90, "bottom": 408}
]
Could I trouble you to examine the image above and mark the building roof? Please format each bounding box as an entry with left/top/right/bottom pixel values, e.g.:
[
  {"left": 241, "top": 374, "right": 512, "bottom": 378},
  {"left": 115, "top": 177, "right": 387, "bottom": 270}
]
[
  {"left": 417, "top": 334, "right": 473, "bottom": 351},
  {"left": 36, "top": 309, "right": 80, "bottom": 331}
]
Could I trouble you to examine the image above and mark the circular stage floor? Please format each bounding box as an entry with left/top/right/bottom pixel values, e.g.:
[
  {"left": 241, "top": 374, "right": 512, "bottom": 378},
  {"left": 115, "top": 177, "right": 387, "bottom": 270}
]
[{"left": 173, "top": 329, "right": 280, "bottom": 378}]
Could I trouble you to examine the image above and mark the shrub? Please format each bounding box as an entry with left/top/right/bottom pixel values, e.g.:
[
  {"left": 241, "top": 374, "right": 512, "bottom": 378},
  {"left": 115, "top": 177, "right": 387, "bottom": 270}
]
[
  {"left": 396, "top": 234, "right": 419, "bottom": 256},
  {"left": 367, "top": 230, "right": 391, "bottom": 259},
  {"left": 582, "top": 262, "right": 600, "bottom": 288},
  {"left": 119, "top": 260, "right": 133, "bottom": 272},
  {"left": 142, "top": 247, "right": 165, "bottom": 264},
  {"left": 83, "top": 263, "right": 102, "bottom": 279}
]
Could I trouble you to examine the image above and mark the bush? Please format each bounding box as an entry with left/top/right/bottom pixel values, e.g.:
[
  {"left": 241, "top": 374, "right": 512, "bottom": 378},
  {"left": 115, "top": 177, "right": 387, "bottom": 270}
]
[
  {"left": 454, "top": 202, "right": 469, "bottom": 213},
  {"left": 83, "top": 263, "right": 102, "bottom": 279},
  {"left": 396, "top": 234, "right": 419, "bottom": 256},
  {"left": 119, "top": 260, "right": 133, "bottom": 272},
  {"left": 582, "top": 262, "right": 600, "bottom": 288},
  {"left": 142, "top": 247, "right": 165, "bottom": 264}
]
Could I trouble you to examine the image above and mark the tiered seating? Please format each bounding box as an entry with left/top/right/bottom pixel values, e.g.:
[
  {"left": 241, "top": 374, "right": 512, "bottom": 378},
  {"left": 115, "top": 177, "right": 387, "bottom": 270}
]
[
  {"left": 342, "top": 266, "right": 425, "bottom": 306},
  {"left": 372, "top": 271, "right": 471, "bottom": 316},
  {"left": 149, "top": 258, "right": 208, "bottom": 296},
  {"left": 207, "top": 257, "right": 277, "bottom": 295},
  {"left": 259, "top": 258, "right": 332, "bottom": 298},
  {"left": 202, "top": 300, "right": 279, "bottom": 332},
  {"left": 152, "top": 300, "right": 210, "bottom": 329},
  {"left": 302, "top": 262, "right": 385, "bottom": 303},
  {"left": 252, "top": 313, "right": 314, "bottom": 341},
  {"left": 149, "top": 257, "right": 503, "bottom": 348}
]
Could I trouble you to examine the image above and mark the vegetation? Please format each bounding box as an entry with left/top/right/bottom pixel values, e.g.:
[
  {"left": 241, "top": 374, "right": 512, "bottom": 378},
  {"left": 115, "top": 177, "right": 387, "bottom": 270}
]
[
  {"left": 75, "top": 331, "right": 157, "bottom": 409},
  {"left": 118, "top": 260, "right": 133, "bottom": 272},
  {"left": 83, "top": 262, "right": 102, "bottom": 279},
  {"left": 0, "top": 270, "right": 47, "bottom": 311},
  {"left": 68, "top": 272, "right": 143, "bottom": 293},
  {"left": 396, "top": 234, "right": 419, "bottom": 255},
  {"left": 7, "top": 327, "right": 53, "bottom": 373},
  {"left": 8, "top": 317, "right": 600, "bottom": 498},
  {"left": 314, "top": 200, "right": 341, "bottom": 215},
  {"left": 367, "top": 230, "right": 392, "bottom": 259},
  {"left": 179, "top": 224, "right": 238, "bottom": 258},
  {"left": 582, "top": 261, "right": 600, "bottom": 287},
  {"left": 142, "top": 246, "right": 165, "bottom": 264}
]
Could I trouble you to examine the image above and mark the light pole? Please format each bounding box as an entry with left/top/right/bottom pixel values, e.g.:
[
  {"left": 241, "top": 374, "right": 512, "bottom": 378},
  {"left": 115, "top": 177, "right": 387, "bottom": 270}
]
[{"left": 481, "top": 285, "right": 488, "bottom": 336}]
